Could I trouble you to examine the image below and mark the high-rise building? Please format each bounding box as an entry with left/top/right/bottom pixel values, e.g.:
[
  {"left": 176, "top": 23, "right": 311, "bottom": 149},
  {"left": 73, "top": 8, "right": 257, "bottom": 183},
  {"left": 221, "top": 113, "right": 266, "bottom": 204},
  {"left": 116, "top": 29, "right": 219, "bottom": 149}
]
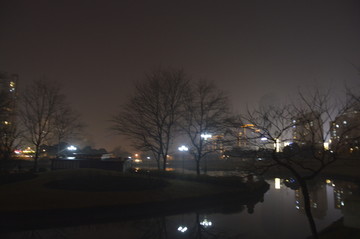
[
  {"left": 0, "top": 71, "right": 18, "bottom": 125},
  {"left": 330, "top": 107, "right": 360, "bottom": 155},
  {"left": 292, "top": 111, "right": 323, "bottom": 148}
]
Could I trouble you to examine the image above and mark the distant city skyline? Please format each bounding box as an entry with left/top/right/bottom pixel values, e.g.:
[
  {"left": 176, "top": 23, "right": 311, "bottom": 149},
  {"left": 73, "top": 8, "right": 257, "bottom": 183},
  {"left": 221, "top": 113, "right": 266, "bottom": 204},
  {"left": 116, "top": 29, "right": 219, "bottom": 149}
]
[{"left": 1, "top": 0, "right": 360, "bottom": 151}]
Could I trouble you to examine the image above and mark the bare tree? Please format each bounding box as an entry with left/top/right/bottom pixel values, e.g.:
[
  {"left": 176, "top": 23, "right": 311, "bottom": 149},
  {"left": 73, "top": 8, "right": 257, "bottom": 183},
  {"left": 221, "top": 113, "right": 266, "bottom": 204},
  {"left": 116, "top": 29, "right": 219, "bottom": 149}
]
[
  {"left": 180, "top": 80, "right": 231, "bottom": 175},
  {"left": 240, "top": 89, "right": 358, "bottom": 239},
  {"left": 112, "top": 68, "right": 189, "bottom": 170},
  {"left": 20, "top": 79, "right": 69, "bottom": 171},
  {"left": 53, "top": 106, "right": 84, "bottom": 156}
]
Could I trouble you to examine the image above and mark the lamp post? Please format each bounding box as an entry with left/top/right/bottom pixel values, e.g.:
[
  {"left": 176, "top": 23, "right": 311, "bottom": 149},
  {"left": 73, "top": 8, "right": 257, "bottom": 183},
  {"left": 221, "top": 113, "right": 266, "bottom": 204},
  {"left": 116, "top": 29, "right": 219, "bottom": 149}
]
[
  {"left": 201, "top": 133, "right": 212, "bottom": 174},
  {"left": 178, "top": 145, "right": 188, "bottom": 174}
]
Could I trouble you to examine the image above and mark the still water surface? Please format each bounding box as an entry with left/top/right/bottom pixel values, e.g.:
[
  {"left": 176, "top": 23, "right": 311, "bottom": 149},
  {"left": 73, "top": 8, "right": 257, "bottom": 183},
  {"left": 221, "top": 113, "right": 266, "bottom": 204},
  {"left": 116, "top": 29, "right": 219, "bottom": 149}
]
[{"left": 2, "top": 175, "right": 358, "bottom": 239}]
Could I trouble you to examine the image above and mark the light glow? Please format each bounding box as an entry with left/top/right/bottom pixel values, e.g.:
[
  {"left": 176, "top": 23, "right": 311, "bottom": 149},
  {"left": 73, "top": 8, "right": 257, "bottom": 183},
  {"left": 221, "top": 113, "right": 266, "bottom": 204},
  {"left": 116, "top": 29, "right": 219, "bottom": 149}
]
[
  {"left": 200, "top": 219, "right": 212, "bottom": 227},
  {"left": 67, "top": 145, "right": 77, "bottom": 151},
  {"left": 275, "top": 178, "right": 281, "bottom": 189},
  {"left": 177, "top": 226, "right": 188, "bottom": 233},
  {"left": 178, "top": 145, "right": 189, "bottom": 151},
  {"left": 201, "top": 133, "right": 212, "bottom": 140}
]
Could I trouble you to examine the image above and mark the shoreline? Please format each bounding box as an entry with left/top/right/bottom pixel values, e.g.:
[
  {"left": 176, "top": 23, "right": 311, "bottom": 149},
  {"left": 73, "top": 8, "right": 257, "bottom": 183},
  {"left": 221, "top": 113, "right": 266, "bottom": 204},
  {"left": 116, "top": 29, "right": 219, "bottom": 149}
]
[{"left": 0, "top": 169, "right": 269, "bottom": 233}]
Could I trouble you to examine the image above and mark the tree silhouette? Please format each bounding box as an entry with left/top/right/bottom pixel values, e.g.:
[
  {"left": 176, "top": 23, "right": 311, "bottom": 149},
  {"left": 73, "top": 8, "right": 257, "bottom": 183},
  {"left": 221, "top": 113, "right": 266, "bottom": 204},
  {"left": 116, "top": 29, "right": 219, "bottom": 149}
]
[
  {"left": 240, "top": 89, "right": 359, "bottom": 239},
  {"left": 20, "top": 79, "right": 75, "bottom": 171},
  {"left": 180, "top": 80, "right": 231, "bottom": 175},
  {"left": 113, "top": 68, "right": 189, "bottom": 170}
]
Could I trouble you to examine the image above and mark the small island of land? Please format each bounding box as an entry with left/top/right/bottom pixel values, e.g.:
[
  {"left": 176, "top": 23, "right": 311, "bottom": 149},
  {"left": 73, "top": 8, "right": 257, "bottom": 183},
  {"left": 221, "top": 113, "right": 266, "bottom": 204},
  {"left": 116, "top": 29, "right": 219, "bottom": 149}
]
[{"left": 0, "top": 168, "right": 269, "bottom": 232}]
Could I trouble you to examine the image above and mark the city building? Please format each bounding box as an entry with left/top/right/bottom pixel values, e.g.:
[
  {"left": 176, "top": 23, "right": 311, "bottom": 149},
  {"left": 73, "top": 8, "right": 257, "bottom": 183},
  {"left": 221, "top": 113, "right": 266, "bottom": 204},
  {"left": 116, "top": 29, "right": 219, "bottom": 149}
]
[
  {"left": 329, "top": 107, "right": 360, "bottom": 155},
  {"left": 292, "top": 111, "right": 323, "bottom": 149},
  {"left": 0, "top": 71, "right": 18, "bottom": 125}
]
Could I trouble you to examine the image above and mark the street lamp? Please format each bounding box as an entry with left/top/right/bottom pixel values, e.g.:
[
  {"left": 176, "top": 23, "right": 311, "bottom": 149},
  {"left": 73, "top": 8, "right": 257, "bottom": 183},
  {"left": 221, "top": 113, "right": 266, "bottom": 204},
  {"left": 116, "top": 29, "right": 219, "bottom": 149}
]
[
  {"left": 67, "top": 145, "right": 77, "bottom": 151},
  {"left": 201, "top": 133, "right": 212, "bottom": 174},
  {"left": 178, "top": 145, "right": 188, "bottom": 174},
  {"left": 200, "top": 218, "right": 213, "bottom": 228},
  {"left": 201, "top": 133, "right": 212, "bottom": 140},
  {"left": 177, "top": 226, "right": 188, "bottom": 233}
]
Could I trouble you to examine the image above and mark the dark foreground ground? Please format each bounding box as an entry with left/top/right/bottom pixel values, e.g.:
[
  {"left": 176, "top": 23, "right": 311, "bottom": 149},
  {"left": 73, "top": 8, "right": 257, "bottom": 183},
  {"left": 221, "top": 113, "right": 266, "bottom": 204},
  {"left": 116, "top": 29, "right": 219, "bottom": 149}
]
[{"left": 0, "top": 169, "right": 269, "bottom": 233}]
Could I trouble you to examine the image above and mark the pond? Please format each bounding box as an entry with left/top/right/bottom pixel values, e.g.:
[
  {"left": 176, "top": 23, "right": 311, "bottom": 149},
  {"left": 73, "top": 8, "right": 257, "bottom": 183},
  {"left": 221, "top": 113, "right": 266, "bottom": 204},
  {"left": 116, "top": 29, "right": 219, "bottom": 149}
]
[{"left": 1, "top": 176, "right": 359, "bottom": 239}]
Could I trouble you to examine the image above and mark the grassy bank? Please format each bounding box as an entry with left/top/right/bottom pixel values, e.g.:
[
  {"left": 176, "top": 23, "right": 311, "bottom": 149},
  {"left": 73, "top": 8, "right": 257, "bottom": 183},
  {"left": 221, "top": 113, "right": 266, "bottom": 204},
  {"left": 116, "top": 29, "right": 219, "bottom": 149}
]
[
  {"left": 0, "top": 169, "right": 251, "bottom": 211},
  {"left": 0, "top": 169, "right": 268, "bottom": 232}
]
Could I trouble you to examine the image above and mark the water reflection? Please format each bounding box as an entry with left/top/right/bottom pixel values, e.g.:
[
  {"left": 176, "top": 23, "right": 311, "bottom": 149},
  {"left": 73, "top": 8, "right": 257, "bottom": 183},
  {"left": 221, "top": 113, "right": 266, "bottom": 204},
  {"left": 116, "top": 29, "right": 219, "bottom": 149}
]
[
  {"left": 275, "top": 177, "right": 360, "bottom": 218},
  {"left": 1, "top": 177, "right": 359, "bottom": 239}
]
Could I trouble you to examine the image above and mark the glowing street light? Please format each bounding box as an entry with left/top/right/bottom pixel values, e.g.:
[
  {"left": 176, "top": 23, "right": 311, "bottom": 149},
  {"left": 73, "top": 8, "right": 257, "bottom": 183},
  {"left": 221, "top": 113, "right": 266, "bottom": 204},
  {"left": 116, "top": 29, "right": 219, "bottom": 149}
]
[
  {"left": 201, "top": 133, "right": 212, "bottom": 140},
  {"left": 67, "top": 145, "right": 77, "bottom": 151},
  {"left": 178, "top": 145, "right": 188, "bottom": 173},
  {"left": 177, "top": 226, "right": 188, "bottom": 233},
  {"left": 200, "top": 133, "right": 212, "bottom": 174},
  {"left": 178, "top": 145, "right": 189, "bottom": 152},
  {"left": 200, "top": 218, "right": 213, "bottom": 228}
]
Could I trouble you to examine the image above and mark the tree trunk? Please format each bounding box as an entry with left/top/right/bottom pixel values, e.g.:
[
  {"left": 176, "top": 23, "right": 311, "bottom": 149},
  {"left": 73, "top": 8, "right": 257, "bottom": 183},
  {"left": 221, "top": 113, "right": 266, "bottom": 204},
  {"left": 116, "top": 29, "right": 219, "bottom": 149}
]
[
  {"left": 196, "top": 160, "right": 200, "bottom": 175},
  {"left": 299, "top": 179, "right": 318, "bottom": 239},
  {"left": 156, "top": 159, "right": 160, "bottom": 170},
  {"left": 34, "top": 150, "right": 39, "bottom": 172},
  {"left": 162, "top": 156, "right": 167, "bottom": 171}
]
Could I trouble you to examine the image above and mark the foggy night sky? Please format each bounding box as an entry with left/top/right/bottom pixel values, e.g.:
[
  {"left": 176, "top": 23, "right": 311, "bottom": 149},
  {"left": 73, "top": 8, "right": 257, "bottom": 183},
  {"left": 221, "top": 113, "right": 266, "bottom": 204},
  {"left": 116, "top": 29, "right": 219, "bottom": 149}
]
[{"left": 1, "top": 0, "right": 360, "bottom": 152}]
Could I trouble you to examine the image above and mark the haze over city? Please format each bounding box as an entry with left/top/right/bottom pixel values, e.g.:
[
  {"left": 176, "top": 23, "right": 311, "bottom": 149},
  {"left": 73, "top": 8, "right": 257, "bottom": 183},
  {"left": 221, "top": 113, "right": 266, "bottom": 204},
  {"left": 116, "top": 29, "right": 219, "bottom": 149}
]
[{"left": 1, "top": 0, "right": 360, "bottom": 151}]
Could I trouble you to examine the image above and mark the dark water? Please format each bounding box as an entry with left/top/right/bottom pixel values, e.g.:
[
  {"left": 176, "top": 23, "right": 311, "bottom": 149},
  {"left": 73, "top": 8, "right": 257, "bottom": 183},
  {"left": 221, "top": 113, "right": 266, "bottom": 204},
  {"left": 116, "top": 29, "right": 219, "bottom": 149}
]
[{"left": 1, "top": 177, "right": 359, "bottom": 239}]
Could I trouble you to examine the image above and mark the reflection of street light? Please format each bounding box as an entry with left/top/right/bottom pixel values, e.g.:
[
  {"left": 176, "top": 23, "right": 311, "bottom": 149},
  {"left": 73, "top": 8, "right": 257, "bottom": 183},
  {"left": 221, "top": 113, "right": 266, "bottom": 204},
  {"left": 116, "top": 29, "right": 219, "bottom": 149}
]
[
  {"left": 200, "top": 218, "right": 213, "bottom": 228},
  {"left": 275, "top": 178, "right": 281, "bottom": 189},
  {"left": 177, "top": 226, "right": 188, "bottom": 233},
  {"left": 178, "top": 145, "right": 188, "bottom": 173},
  {"left": 201, "top": 133, "right": 212, "bottom": 174}
]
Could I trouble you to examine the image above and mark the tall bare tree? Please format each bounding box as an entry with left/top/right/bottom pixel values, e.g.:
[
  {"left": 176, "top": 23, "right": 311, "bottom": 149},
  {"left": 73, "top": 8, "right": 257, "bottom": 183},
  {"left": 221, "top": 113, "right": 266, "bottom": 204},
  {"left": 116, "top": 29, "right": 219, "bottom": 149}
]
[
  {"left": 180, "top": 80, "right": 231, "bottom": 175},
  {"left": 20, "top": 79, "right": 69, "bottom": 171},
  {"left": 112, "top": 68, "right": 189, "bottom": 170},
  {"left": 53, "top": 106, "right": 84, "bottom": 156},
  {"left": 240, "top": 89, "right": 358, "bottom": 239}
]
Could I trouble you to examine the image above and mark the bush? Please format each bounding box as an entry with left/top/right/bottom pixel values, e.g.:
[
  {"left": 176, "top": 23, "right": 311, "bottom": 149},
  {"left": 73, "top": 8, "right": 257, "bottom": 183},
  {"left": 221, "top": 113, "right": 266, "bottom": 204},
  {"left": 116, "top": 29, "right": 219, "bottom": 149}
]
[
  {"left": 44, "top": 174, "right": 169, "bottom": 192},
  {"left": 130, "top": 169, "right": 246, "bottom": 188}
]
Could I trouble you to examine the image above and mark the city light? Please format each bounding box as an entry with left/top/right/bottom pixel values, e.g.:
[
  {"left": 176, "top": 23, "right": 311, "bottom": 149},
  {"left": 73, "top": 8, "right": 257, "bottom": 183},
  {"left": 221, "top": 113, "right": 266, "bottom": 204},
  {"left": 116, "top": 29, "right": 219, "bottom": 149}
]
[
  {"left": 177, "top": 226, "right": 188, "bottom": 233},
  {"left": 178, "top": 145, "right": 189, "bottom": 151},
  {"left": 67, "top": 145, "right": 77, "bottom": 151},
  {"left": 201, "top": 133, "right": 212, "bottom": 140},
  {"left": 200, "top": 218, "right": 212, "bottom": 228},
  {"left": 275, "top": 178, "right": 281, "bottom": 189}
]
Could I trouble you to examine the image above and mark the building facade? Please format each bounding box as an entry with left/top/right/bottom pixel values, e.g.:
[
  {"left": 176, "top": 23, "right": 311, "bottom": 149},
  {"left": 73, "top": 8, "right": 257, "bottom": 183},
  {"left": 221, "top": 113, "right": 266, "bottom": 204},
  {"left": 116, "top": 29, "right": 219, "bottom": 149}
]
[
  {"left": 292, "top": 111, "right": 323, "bottom": 149},
  {"left": 330, "top": 108, "right": 360, "bottom": 155}
]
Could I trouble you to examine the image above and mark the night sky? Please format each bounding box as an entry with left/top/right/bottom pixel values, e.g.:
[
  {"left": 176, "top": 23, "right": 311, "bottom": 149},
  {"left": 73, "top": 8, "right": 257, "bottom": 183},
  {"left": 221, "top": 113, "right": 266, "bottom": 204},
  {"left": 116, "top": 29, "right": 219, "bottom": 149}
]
[{"left": 1, "top": 0, "right": 360, "bottom": 152}]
